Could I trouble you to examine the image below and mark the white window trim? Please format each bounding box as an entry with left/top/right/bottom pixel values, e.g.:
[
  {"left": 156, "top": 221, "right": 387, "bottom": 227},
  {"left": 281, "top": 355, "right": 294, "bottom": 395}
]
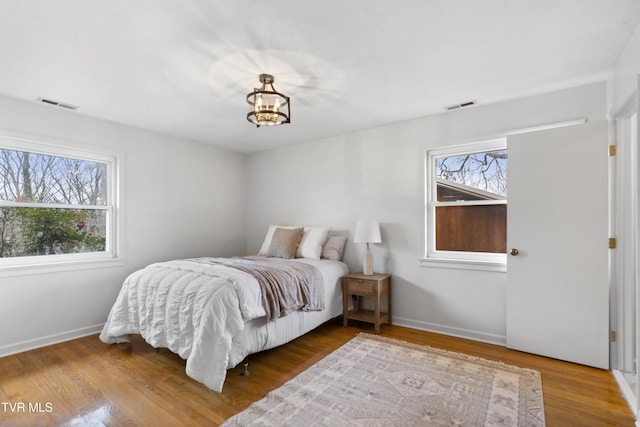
[
  {"left": 0, "top": 129, "right": 125, "bottom": 275},
  {"left": 422, "top": 138, "right": 507, "bottom": 272}
]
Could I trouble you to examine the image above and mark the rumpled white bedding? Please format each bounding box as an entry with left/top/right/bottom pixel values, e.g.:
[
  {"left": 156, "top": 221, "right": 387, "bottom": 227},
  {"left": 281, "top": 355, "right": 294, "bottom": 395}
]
[{"left": 99, "top": 257, "right": 347, "bottom": 392}]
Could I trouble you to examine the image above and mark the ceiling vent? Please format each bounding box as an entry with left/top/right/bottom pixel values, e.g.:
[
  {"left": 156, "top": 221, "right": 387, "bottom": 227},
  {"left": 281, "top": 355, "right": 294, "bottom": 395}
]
[
  {"left": 444, "top": 100, "right": 476, "bottom": 111},
  {"left": 38, "top": 98, "right": 79, "bottom": 110}
]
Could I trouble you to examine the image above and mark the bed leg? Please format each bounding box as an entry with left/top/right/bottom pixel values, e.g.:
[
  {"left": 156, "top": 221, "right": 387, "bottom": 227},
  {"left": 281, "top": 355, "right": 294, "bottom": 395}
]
[{"left": 241, "top": 357, "right": 250, "bottom": 376}]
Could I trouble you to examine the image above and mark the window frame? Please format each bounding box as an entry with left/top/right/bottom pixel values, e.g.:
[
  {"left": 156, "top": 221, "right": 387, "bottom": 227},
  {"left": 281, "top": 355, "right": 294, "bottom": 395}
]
[
  {"left": 422, "top": 138, "right": 507, "bottom": 272},
  {"left": 0, "top": 130, "right": 124, "bottom": 274}
]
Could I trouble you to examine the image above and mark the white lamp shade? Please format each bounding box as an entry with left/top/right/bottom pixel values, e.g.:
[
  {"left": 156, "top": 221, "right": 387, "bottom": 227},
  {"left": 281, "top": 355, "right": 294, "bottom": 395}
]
[{"left": 354, "top": 220, "right": 382, "bottom": 244}]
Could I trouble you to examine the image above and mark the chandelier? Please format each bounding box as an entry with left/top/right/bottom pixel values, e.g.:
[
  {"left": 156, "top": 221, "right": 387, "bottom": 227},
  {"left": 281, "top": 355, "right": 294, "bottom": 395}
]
[{"left": 246, "top": 74, "right": 290, "bottom": 127}]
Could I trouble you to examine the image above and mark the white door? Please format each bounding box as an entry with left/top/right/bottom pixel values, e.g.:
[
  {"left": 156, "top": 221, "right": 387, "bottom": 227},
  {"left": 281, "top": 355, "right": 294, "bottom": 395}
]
[{"left": 506, "top": 121, "right": 609, "bottom": 369}]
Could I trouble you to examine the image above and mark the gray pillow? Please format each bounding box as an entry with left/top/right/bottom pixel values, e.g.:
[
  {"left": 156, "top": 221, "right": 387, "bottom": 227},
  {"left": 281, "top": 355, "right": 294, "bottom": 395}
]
[
  {"left": 267, "top": 227, "right": 304, "bottom": 259},
  {"left": 321, "top": 235, "right": 347, "bottom": 260}
]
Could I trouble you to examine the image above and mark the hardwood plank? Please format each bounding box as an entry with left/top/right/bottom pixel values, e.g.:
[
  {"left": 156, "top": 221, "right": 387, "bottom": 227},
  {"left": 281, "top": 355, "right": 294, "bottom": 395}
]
[{"left": 0, "top": 320, "right": 634, "bottom": 426}]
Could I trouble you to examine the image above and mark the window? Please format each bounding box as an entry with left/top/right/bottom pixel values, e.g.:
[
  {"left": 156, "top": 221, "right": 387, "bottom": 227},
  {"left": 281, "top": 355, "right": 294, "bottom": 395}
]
[
  {"left": 424, "top": 139, "right": 507, "bottom": 269},
  {"left": 0, "top": 133, "right": 120, "bottom": 270}
]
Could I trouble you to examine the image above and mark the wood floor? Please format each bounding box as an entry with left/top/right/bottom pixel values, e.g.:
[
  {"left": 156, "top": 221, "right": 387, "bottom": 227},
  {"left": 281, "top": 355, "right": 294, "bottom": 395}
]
[{"left": 0, "top": 319, "right": 635, "bottom": 426}]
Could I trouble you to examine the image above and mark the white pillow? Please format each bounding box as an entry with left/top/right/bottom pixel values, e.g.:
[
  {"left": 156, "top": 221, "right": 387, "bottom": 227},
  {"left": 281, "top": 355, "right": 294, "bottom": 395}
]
[
  {"left": 258, "top": 225, "right": 301, "bottom": 256},
  {"left": 296, "top": 226, "right": 331, "bottom": 259}
]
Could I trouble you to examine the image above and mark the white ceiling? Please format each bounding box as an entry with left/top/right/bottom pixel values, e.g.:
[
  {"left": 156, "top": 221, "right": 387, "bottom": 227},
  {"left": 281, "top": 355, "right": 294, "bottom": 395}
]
[{"left": 0, "top": 1, "right": 639, "bottom": 153}]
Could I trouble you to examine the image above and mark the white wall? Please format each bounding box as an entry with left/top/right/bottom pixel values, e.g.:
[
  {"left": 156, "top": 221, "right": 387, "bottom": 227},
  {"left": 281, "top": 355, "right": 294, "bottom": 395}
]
[
  {"left": 247, "top": 82, "right": 607, "bottom": 344},
  {"left": 0, "top": 81, "right": 611, "bottom": 355},
  {"left": 0, "top": 95, "right": 247, "bottom": 355}
]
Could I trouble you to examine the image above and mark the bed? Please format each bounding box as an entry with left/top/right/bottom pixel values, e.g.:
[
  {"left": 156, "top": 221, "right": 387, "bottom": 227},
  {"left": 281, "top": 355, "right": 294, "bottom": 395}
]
[{"left": 99, "top": 226, "right": 348, "bottom": 392}]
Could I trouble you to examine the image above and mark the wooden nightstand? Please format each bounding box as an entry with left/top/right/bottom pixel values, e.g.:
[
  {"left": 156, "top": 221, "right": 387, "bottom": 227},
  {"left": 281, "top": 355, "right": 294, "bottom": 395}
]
[{"left": 342, "top": 272, "right": 392, "bottom": 333}]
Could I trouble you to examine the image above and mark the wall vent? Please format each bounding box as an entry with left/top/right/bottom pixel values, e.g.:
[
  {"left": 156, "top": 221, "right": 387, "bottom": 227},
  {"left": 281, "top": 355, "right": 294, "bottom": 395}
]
[
  {"left": 444, "top": 100, "right": 476, "bottom": 111},
  {"left": 38, "top": 98, "right": 79, "bottom": 110}
]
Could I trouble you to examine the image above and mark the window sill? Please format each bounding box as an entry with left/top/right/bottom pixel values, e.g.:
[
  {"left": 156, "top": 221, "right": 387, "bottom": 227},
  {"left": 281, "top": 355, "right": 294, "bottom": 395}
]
[
  {"left": 419, "top": 257, "right": 506, "bottom": 272},
  {"left": 0, "top": 257, "right": 126, "bottom": 278}
]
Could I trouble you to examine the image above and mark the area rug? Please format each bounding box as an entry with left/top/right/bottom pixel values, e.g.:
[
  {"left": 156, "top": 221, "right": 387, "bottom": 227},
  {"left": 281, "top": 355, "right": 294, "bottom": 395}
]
[{"left": 221, "top": 333, "right": 545, "bottom": 426}]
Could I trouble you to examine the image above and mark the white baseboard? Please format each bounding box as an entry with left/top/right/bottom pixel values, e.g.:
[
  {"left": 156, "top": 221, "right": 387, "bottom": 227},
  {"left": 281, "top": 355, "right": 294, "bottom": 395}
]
[
  {"left": 0, "top": 323, "right": 104, "bottom": 358},
  {"left": 1, "top": 318, "right": 504, "bottom": 359},
  {"left": 392, "top": 316, "right": 507, "bottom": 347},
  {"left": 612, "top": 369, "right": 639, "bottom": 421}
]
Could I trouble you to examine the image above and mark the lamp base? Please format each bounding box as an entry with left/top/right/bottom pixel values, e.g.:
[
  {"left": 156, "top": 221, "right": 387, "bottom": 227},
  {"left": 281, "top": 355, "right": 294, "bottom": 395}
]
[{"left": 363, "top": 250, "right": 374, "bottom": 275}]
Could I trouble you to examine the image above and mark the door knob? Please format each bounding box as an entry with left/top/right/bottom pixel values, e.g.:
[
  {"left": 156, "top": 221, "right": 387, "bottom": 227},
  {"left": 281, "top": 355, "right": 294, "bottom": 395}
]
[{"left": 510, "top": 248, "right": 519, "bottom": 256}]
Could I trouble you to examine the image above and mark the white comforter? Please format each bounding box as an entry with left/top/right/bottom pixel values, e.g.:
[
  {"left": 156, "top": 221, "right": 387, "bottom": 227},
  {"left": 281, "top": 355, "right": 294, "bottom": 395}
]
[{"left": 99, "top": 257, "right": 345, "bottom": 392}]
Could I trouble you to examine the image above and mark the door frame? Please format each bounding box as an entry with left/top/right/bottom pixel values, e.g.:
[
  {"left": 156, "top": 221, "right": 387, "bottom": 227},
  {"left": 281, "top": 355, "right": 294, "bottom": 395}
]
[{"left": 611, "top": 89, "right": 640, "bottom": 416}]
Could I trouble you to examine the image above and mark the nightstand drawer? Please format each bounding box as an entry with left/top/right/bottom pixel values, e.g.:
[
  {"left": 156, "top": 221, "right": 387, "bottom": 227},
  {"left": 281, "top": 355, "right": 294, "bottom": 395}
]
[{"left": 345, "top": 278, "right": 374, "bottom": 295}]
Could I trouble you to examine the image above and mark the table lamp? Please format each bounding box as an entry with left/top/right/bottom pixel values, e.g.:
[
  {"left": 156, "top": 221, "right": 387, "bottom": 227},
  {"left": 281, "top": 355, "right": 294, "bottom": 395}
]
[{"left": 354, "top": 220, "right": 382, "bottom": 275}]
